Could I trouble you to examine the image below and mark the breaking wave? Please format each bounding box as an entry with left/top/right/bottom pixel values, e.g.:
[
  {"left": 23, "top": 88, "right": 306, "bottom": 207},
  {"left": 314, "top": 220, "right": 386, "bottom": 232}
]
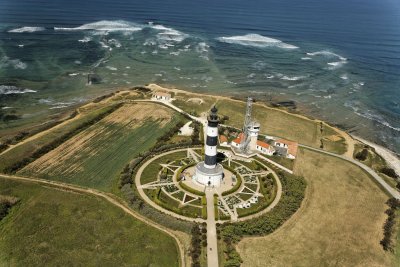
[
  {"left": 217, "top": 34, "right": 298, "bottom": 49},
  {"left": 306, "top": 50, "right": 347, "bottom": 61},
  {"left": 344, "top": 101, "right": 400, "bottom": 132},
  {"left": 0, "top": 85, "right": 36, "bottom": 95},
  {"left": 54, "top": 20, "right": 142, "bottom": 32},
  {"left": 280, "top": 75, "right": 307, "bottom": 81},
  {"left": 150, "top": 24, "right": 188, "bottom": 43},
  {"left": 307, "top": 50, "right": 347, "bottom": 70},
  {"left": 8, "top": 26, "right": 45, "bottom": 33}
]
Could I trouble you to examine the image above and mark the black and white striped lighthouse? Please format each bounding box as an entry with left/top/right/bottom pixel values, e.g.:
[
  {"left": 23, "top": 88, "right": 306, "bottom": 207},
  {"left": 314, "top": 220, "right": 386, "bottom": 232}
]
[
  {"left": 204, "top": 106, "right": 219, "bottom": 168},
  {"left": 194, "top": 106, "right": 224, "bottom": 187}
]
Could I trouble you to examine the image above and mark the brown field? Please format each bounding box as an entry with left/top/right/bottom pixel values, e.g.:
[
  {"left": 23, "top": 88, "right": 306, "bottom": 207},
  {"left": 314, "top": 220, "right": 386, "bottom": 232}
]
[
  {"left": 19, "top": 103, "right": 178, "bottom": 191},
  {"left": 237, "top": 148, "right": 393, "bottom": 267}
]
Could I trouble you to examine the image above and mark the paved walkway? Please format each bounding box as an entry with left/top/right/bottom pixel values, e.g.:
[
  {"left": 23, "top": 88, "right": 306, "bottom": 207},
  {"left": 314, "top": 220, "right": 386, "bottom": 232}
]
[
  {"left": 206, "top": 189, "right": 219, "bottom": 267},
  {"left": 134, "top": 148, "right": 206, "bottom": 223},
  {"left": 300, "top": 145, "right": 400, "bottom": 199},
  {"left": 352, "top": 135, "right": 400, "bottom": 176}
]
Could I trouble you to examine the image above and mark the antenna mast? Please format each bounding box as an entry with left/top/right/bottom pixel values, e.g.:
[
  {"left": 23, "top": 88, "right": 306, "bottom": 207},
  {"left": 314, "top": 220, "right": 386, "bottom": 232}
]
[{"left": 240, "top": 97, "right": 253, "bottom": 153}]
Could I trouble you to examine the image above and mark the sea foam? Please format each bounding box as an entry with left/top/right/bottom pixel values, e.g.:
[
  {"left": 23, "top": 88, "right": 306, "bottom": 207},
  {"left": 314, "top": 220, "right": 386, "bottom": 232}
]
[
  {"left": 217, "top": 34, "right": 298, "bottom": 49},
  {"left": 344, "top": 101, "right": 400, "bottom": 132},
  {"left": 151, "top": 24, "right": 187, "bottom": 43},
  {"left": 8, "top": 26, "right": 45, "bottom": 33},
  {"left": 0, "top": 56, "right": 27, "bottom": 70},
  {"left": 54, "top": 20, "right": 142, "bottom": 33},
  {"left": 306, "top": 50, "right": 347, "bottom": 61},
  {"left": 0, "top": 85, "right": 36, "bottom": 95}
]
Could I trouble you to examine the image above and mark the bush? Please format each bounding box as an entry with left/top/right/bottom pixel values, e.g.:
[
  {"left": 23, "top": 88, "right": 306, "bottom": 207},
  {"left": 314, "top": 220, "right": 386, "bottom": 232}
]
[
  {"left": 355, "top": 148, "right": 368, "bottom": 161},
  {"left": 380, "top": 198, "right": 400, "bottom": 251},
  {"left": 380, "top": 167, "right": 399, "bottom": 179},
  {"left": 179, "top": 181, "right": 205, "bottom": 196}
]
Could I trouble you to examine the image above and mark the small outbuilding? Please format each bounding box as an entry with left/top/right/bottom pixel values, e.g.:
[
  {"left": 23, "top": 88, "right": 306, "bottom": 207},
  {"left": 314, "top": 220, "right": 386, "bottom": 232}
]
[
  {"left": 153, "top": 91, "right": 171, "bottom": 101},
  {"left": 274, "top": 139, "right": 298, "bottom": 159},
  {"left": 256, "top": 140, "right": 275, "bottom": 156},
  {"left": 231, "top": 133, "right": 244, "bottom": 148}
]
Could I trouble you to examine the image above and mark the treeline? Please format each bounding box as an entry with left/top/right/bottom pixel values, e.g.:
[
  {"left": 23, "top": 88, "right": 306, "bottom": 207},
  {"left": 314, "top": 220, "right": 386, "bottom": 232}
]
[
  {"left": 0, "top": 196, "right": 19, "bottom": 221},
  {"left": 4, "top": 103, "right": 123, "bottom": 174},
  {"left": 380, "top": 198, "right": 400, "bottom": 251},
  {"left": 0, "top": 110, "right": 79, "bottom": 154},
  {"left": 131, "top": 86, "right": 151, "bottom": 94},
  {"left": 220, "top": 171, "right": 306, "bottom": 265},
  {"left": 190, "top": 223, "right": 207, "bottom": 267}
]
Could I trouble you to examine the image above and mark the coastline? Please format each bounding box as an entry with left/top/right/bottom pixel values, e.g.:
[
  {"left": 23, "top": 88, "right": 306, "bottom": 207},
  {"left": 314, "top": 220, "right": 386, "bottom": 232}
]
[
  {"left": 148, "top": 83, "right": 400, "bottom": 175},
  {"left": 351, "top": 135, "right": 400, "bottom": 176}
]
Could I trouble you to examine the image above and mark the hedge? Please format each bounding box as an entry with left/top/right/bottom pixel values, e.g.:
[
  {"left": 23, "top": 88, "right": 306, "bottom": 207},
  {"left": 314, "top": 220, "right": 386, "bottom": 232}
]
[{"left": 179, "top": 181, "right": 205, "bottom": 196}]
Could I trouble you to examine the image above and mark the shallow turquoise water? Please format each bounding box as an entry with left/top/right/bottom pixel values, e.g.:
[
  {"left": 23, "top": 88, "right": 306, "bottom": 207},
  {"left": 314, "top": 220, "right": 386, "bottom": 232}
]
[{"left": 0, "top": 0, "right": 399, "bottom": 153}]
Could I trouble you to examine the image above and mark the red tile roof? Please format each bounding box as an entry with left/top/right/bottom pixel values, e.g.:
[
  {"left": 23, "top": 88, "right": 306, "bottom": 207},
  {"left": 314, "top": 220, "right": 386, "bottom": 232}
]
[
  {"left": 276, "top": 139, "right": 298, "bottom": 156},
  {"left": 257, "top": 140, "right": 270, "bottom": 149},
  {"left": 219, "top": 135, "right": 228, "bottom": 143},
  {"left": 232, "top": 132, "right": 245, "bottom": 144}
]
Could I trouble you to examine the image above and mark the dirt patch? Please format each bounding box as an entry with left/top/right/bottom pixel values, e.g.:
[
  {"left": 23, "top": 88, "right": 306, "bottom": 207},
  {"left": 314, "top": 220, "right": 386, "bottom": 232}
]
[
  {"left": 102, "top": 103, "right": 172, "bottom": 128},
  {"left": 187, "top": 98, "right": 204, "bottom": 105},
  {"left": 324, "top": 134, "right": 343, "bottom": 142}
]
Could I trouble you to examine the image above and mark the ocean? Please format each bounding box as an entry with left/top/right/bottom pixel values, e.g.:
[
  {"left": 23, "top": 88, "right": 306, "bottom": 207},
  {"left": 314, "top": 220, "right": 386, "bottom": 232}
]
[{"left": 0, "top": 0, "right": 399, "bottom": 153}]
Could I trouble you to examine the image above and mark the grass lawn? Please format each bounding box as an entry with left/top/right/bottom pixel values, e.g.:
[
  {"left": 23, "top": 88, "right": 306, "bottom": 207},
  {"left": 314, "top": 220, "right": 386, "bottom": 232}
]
[
  {"left": 0, "top": 177, "right": 179, "bottom": 267},
  {"left": 261, "top": 154, "right": 294, "bottom": 170},
  {"left": 237, "top": 148, "right": 392, "bottom": 266},
  {"left": 140, "top": 151, "right": 187, "bottom": 185},
  {"left": 215, "top": 99, "right": 347, "bottom": 153},
  {"left": 19, "top": 103, "right": 183, "bottom": 192},
  {"left": 173, "top": 94, "right": 216, "bottom": 116},
  {"left": 156, "top": 189, "right": 202, "bottom": 218},
  {"left": 353, "top": 144, "right": 398, "bottom": 188}
]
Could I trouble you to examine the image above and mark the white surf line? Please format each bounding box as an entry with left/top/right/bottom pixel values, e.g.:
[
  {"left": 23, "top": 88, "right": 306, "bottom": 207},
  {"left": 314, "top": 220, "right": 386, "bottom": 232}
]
[{"left": 257, "top": 154, "right": 294, "bottom": 174}]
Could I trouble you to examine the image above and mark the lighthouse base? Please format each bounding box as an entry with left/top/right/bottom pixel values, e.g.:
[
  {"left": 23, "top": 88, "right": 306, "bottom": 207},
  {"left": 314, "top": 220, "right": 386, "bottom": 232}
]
[{"left": 194, "top": 162, "right": 224, "bottom": 187}]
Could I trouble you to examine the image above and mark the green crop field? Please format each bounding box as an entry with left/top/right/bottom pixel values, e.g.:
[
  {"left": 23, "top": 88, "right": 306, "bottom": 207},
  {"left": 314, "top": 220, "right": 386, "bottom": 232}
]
[
  {"left": 19, "top": 103, "right": 184, "bottom": 191},
  {"left": 0, "top": 103, "right": 119, "bottom": 173},
  {"left": 0, "top": 177, "right": 179, "bottom": 267}
]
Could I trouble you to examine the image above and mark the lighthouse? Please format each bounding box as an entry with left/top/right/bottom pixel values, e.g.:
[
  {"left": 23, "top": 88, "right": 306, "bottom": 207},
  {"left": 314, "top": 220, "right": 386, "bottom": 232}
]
[{"left": 194, "top": 106, "right": 224, "bottom": 187}]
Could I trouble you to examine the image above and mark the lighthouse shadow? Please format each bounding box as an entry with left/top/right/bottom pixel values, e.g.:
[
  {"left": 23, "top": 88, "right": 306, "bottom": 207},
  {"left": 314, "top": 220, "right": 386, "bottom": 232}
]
[{"left": 216, "top": 152, "right": 226, "bottom": 163}]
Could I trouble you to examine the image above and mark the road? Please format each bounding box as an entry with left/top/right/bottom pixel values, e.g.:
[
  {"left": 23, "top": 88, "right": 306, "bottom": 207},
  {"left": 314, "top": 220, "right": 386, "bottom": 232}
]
[
  {"left": 205, "top": 189, "right": 219, "bottom": 267},
  {"left": 0, "top": 173, "right": 186, "bottom": 267},
  {"left": 300, "top": 145, "right": 400, "bottom": 199}
]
